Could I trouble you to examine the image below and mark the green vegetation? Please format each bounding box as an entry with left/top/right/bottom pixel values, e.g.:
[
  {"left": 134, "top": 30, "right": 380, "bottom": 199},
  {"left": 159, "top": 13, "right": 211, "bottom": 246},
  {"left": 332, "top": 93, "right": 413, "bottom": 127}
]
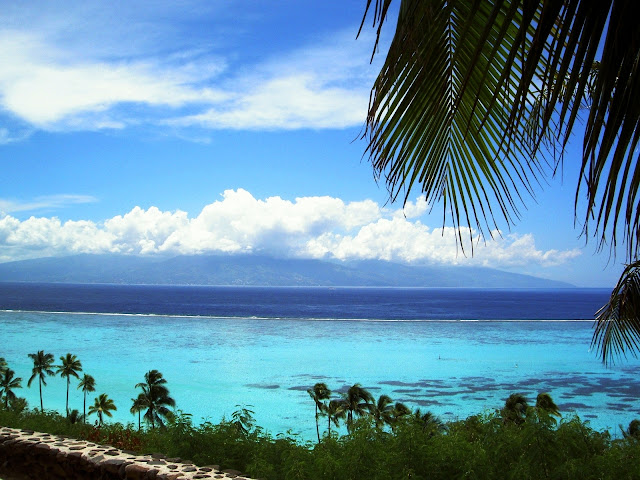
[
  {"left": 1, "top": 392, "right": 640, "bottom": 480},
  {"left": 134, "top": 369, "right": 176, "bottom": 428},
  {"left": 56, "top": 353, "right": 83, "bottom": 417},
  {"left": 0, "top": 369, "right": 22, "bottom": 409},
  {"left": 3, "top": 354, "right": 640, "bottom": 478},
  {"left": 77, "top": 373, "right": 96, "bottom": 423},
  {"left": 88, "top": 393, "right": 117, "bottom": 426},
  {"left": 27, "top": 350, "right": 55, "bottom": 412}
]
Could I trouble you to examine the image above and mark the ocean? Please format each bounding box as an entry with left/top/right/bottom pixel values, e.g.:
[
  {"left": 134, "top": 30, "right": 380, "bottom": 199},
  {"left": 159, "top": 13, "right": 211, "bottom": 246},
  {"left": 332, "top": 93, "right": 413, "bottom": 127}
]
[{"left": 1, "top": 283, "right": 638, "bottom": 440}]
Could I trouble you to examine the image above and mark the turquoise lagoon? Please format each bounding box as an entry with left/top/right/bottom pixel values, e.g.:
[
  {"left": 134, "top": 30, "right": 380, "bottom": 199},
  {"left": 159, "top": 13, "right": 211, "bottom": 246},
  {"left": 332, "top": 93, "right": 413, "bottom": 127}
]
[{"left": 2, "top": 308, "right": 640, "bottom": 440}]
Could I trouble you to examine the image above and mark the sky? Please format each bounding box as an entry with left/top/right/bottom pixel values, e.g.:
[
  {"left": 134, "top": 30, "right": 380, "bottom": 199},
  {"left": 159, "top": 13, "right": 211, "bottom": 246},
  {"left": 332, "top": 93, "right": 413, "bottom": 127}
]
[{"left": 0, "top": 0, "right": 625, "bottom": 287}]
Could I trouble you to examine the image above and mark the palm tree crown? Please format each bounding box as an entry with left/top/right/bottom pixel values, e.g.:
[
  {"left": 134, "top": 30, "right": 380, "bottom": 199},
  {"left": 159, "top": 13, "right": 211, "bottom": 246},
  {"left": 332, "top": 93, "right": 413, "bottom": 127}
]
[
  {"left": 56, "top": 353, "right": 83, "bottom": 416},
  {"left": 135, "top": 369, "right": 176, "bottom": 428},
  {"left": 326, "top": 399, "right": 346, "bottom": 436},
  {"left": 88, "top": 393, "right": 117, "bottom": 426},
  {"left": 372, "top": 394, "right": 395, "bottom": 429},
  {"left": 77, "top": 373, "right": 96, "bottom": 423},
  {"left": 130, "top": 394, "right": 148, "bottom": 431},
  {"left": 27, "top": 350, "right": 55, "bottom": 412},
  {"left": 343, "top": 384, "right": 374, "bottom": 431},
  {"left": 0, "top": 368, "right": 22, "bottom": 409}
]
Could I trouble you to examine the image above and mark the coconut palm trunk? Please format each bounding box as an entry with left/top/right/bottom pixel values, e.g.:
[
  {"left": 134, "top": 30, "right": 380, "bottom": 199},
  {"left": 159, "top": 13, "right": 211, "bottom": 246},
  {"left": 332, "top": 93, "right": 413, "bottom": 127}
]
[{"left": 38, "top": 379, "right": 43, "bottom": 412}]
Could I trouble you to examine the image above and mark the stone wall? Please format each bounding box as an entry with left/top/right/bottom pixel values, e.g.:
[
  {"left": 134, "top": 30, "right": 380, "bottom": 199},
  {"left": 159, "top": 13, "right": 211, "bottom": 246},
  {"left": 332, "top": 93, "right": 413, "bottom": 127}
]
[{"left": 0, "top": 427, "right": 253, "bottom": 480}]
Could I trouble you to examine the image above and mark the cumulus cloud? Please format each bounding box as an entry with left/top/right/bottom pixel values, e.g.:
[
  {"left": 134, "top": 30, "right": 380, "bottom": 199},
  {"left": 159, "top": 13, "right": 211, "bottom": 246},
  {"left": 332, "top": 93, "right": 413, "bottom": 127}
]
[{"left": 0, "top": 189, "right": 580, "bottom": 270}]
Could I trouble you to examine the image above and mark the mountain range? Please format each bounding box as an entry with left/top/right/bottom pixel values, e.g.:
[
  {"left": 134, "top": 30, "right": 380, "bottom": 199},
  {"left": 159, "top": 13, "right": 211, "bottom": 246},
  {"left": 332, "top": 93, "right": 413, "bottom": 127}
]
[{"left": 0, "top": 254, "right": 573, "bottom": 288}]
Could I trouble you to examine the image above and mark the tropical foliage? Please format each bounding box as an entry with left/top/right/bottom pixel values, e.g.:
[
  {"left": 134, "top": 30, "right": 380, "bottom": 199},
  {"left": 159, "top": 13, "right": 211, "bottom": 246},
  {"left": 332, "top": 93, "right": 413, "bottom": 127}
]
[
  {"left": 343, "top": 383, "right": 374, "bottom": 432},
  {"left": 359, "top": 0, "right": 640, "bottom": 364},
  {"left": 135, "top": 369, "right": 176, "bottom": 428},
  {"left": 130, "top": 394, "right": 147, "bottom": 431},
  {"left": 0, "top": 368, "right": 22, "bottom": 409},
  {"left": 26, "top": 350, "right": 56, "bottom": 412},
  {"left": 307, "top": 382, "right": 331, "bottom": 443},
  {"left": 77, "top": 373, "right": 96, "bottom": 423},
  {"left": 88, "top": 393, "right": 117, "bottom": 426},
  {"left": 56, "top": 353, "right": 83, "bottom": 416},
  {"left": 1, "top": 394, "right": 640, "bottom": 480}
]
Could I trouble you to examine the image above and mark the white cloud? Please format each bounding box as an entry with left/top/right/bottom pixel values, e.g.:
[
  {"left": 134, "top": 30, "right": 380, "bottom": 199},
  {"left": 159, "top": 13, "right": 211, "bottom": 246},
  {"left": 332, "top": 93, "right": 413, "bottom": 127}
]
[
  {"left": 0, "top": 30, "right": 228, "bottom": 129},
  {"left": 0, "top": 189, "right": 580, "bottom": 270},
  {"left": 0, "top": 9, "right": 378, "bottom": 134},
  {"left": 0, "top": 194, "right": 97, "bottom": 215}
]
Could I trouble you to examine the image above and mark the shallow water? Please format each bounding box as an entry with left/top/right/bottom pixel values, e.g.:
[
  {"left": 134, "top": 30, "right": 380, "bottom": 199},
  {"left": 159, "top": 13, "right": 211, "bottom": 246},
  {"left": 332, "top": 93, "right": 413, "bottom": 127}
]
[{"left": 3, "top": 307, "right": 640, "bottom": 440}]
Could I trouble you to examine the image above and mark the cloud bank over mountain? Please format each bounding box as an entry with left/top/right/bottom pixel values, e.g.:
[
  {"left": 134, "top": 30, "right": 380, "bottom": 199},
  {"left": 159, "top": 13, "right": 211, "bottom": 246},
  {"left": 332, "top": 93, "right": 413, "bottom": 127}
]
[{"left": 0, "top": 189, "right": 580, "bottom": 269}]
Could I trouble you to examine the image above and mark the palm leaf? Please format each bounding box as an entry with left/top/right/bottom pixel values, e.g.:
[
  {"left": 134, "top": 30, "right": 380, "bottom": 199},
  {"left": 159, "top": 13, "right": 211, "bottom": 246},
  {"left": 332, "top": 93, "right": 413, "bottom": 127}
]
[
  {"left": 591, "top": 260, "right": 640, "bottom": 365},
  {"left": 361, "top": 0, "right": 640, "bottom": 257}
]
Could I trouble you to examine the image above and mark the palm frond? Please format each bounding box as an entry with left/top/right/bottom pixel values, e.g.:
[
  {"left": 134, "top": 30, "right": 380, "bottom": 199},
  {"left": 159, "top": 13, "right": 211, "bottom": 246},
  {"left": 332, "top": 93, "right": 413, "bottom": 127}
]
[
  {"left": 362, "top": 0, "right": 640, "bottom": 258},
  {"left": 592, "top": 260, "right": 640, "bottom": 365}
]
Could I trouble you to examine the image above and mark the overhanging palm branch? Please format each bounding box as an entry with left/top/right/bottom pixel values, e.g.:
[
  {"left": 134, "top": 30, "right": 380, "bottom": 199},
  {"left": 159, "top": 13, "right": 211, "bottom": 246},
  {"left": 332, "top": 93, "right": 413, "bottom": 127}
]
[
  {"left": 360, "top": 0, "right": 640, "bottom": 258},
  {"left": 592, "top": 260, "right": 640, "bottom": 365}
]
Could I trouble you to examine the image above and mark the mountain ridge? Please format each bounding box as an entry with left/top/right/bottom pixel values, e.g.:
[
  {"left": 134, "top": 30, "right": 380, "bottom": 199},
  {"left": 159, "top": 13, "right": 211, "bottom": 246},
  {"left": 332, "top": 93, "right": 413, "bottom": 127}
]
[{"left": 0, "top": 254, "right": 574, "bottom": 288}]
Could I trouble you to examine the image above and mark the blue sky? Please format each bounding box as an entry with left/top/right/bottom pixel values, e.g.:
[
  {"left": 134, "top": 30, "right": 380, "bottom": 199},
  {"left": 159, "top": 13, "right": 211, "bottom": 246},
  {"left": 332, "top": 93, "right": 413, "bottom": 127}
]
[{"left": 0, "top": 0, "right": 625, "bottom": 287}]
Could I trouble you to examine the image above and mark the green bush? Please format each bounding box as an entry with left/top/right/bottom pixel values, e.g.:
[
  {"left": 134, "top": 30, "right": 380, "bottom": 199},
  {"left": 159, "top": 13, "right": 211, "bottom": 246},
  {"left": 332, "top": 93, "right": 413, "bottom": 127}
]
[{"left": 2, "top": 403, "right": 640, "bottom": 479}]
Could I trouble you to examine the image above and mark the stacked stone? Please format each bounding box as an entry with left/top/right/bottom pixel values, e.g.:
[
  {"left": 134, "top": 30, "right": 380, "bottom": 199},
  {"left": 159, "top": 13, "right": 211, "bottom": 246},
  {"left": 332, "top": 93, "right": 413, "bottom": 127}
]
[{"left": 0, "top": 427, "right": 253, "bottom": 480}]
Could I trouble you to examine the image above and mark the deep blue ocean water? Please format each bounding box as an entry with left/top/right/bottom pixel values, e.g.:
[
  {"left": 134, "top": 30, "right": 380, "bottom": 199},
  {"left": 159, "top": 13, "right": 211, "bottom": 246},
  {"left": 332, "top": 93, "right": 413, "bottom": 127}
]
[
  {"left": 0, "top": 282, "right": 609, "bottom": 320},
  {"left": 2, "top": 283, "right": 639, "bottom": 440}
]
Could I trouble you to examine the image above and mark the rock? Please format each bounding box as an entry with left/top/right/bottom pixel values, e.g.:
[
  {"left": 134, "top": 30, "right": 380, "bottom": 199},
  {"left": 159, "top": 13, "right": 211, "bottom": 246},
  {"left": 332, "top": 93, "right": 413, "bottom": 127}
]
[
  {"left": 101, "top": 457, "right": 129, "bottom": 474},
  {"left": 125, "top": 463, "right": 151, "bottom": 480}
]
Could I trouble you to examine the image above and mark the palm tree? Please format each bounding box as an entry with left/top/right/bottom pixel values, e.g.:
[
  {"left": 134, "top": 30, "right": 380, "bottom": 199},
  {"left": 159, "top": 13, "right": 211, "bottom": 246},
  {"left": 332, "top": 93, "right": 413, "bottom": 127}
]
[
  {"left": 501, "top": 393, "right": 529, "bottom": 425},
  {"left": 371, "top": 394, "right": 395, "bottom": 429},
  {"left": 0, "top": 368, "right": 22, "bottom": 409},
  {"left": 27, "top": 350, "right": 55, "bottom": 412},
  {"left": 535, "top": 392, "right": 560, "bottom": 417},
  {"left": 621, "top": 419, "right": 640, "bottom": 440},
  {"left": 359, "top": 1, "right": 640, "bottom": 363},
  {"left": 135, "top": 370, "right": 176, "bottom": 428},
  {"left": 308, "top": 382, "right": 331, "bottom": 443},
  {"left": 0, "top": 357, "right": 7, "bottom": 374},
  {"left": 392, "top": 401, "right": 412, "bottom": 430},
  {"left": 412, "top": 408, "right": 445, "bottom": 434},
  {"left": 56, "top": 353, "right": 82, "bottom": 416},
  {"left": 326, "top": 399, "right": 346, "bottom": 436},
  {"left": 77, "top": 374, "right": 96, "bottom": 423},
  {"left": 343, "top": 384, "right": 374, "bottom": 432},
  {"left": 130, "top": 394, "right": 148, "bottom": 431},
  {"left": 68, "top": 409, "right": 82, "bottom": 425},
  {"left": 88, "top": 393, "right": 117, "bottom": 426}
]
